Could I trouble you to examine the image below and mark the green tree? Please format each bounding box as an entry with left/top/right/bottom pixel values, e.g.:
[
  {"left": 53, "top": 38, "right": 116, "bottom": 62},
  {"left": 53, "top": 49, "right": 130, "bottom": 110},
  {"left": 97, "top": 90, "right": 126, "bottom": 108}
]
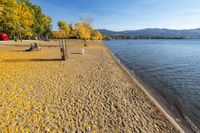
[
  {"left": 57, "top": 21, "right": 71, "bottom": 39},
  {"left": 31, "top": 5, "right": 52, "bottom": 39}
]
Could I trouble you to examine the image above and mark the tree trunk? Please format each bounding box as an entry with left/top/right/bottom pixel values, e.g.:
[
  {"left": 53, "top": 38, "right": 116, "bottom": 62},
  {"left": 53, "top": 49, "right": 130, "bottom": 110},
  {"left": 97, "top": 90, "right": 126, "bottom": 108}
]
[
  {"left": 14, "top": 35, "right": 16, "bottom": 41},
  {"left": 84, "top": 39, "right": 87, "bottom": 46},
  {"left": 19, "top": 30, "right": 22, "bottom": 42}
]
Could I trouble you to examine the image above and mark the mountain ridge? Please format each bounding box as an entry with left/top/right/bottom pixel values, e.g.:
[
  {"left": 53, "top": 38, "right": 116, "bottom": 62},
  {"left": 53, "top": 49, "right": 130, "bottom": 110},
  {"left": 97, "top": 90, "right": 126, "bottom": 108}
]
[{"left": 99, "top": 28, "right": 200, "bottom": 39}]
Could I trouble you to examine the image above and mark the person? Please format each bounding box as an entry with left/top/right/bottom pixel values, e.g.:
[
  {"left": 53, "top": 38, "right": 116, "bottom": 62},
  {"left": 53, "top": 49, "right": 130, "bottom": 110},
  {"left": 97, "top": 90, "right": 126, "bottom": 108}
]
[
  {"left": 34, "top": 43, "right": 41, "bottom": 51},
  {"left": 14, "top": 37, "right": 18, "bottom": 42},
  {"left": 25, "top": 44, "right": 34, "bottom": 51},
  {"left": 25, "top": 43, "right": 41, "bottom": 52}
]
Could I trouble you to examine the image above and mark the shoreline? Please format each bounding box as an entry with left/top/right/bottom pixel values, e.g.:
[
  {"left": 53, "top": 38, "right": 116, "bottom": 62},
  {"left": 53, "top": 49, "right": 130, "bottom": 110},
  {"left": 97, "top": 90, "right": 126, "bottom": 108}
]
[
  {"left": 104, "top": 43, "right": 194, "bottom": 133},
  {"left": 0, "top": 40, "right": 186, "bottom": 132}
]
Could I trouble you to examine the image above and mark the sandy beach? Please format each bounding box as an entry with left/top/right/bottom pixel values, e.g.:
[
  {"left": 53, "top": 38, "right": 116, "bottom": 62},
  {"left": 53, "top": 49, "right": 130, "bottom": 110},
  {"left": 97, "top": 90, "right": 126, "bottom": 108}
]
[{"left": 0, "top": 40, "right": 179, "bottom": 132}]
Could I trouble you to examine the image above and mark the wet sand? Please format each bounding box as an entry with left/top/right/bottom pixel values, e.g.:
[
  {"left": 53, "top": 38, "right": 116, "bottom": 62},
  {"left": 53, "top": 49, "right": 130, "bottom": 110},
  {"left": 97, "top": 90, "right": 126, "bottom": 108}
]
[{"left": 0, "top": 40, "right": 179, "bottom": 132}]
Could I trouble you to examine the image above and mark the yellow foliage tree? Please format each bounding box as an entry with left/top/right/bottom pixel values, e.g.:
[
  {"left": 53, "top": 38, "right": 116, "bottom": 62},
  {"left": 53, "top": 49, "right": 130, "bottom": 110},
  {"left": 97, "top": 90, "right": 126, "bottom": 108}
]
[
  {"left": 52, "top": 32, "right": 59, "bottom": 39},
  {"left": 0, "top": 0, "right": 52, "bottom": 40},
  {"left": 14, "top": 1, "right": 33, "bottom": 41},
  {"left": 21, "top": 28, "right": 33, "bottom": 39},
  {"left": 57, "top": 21, "right": 71, "bottom": 38},
  {"left": 75, "top": 22, "right": 92, "bottom": 40},
  {"left": 52, "top": 31, "right": 66, "bottom": 39},
  {"left": 91, "top": 30, "right": 103, "bottom": 40},
  {"left": 0, "top": 0, "right": 16, "bottom": 34}
]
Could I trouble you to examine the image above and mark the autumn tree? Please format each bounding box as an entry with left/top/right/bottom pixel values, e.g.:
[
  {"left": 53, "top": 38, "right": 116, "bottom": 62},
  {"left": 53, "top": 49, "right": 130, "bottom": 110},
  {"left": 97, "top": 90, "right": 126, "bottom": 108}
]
[
  {"left": 0, "top": 0, "right": 33, "bottom": 41},
  {"left": 31, "top": 5, "right": 52, "bottom": 39},
  {"left": 0, "top": 0, "right": 17, "bottom": 36},
  {"left": 57, "top": 21, "right": 71, "bottom": 39},
  {"left": 91, "top": 30, "right": 103, "bottom": 40},
  {"left": 0, "top": 0, "right": 52, "bottom": 40},
  {"left": 52, "top": 31, "right": 66, "bottom": 39},
  {"left": 69, "top": 29, "right": 79, "bottom": 39},
  {"left": 75, "top": 22, "right": 92, "bottom": 46},
  {"left": 15, "top": 1, "right": 33, "bottom": 41},
  {"left": 41, "top": 16, "right": 52, "bottom": 39}
]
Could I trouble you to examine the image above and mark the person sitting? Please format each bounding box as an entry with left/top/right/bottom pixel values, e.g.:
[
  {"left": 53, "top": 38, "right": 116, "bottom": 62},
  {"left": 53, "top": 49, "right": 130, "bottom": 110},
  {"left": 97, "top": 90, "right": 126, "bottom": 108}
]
[
  {"left": 25, "top": 43, "right": 41, "bottom": 52},
  {"left": 34, "top": 43, "right": 41, "bottom": 51},
  {"left": 25, "top": 44, "right": 34, "bottom": 51}
]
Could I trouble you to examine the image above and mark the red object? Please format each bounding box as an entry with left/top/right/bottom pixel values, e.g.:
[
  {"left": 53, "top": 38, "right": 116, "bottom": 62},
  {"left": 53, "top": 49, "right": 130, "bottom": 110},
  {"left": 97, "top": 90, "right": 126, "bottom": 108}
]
[{"left": 0, "top": 33, "right": 9, "bottom": 41}]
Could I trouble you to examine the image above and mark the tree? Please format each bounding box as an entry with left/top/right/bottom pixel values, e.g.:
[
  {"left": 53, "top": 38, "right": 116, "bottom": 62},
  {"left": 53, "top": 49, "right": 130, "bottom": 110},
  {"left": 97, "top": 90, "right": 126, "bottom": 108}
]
[
  {"left": 69, "top": 29, "right": 79, "bottom": 39},
  {"left": 0, "top": 0, "right": 17, "bottom": 36},
  {"left": 31, "top": 5, "right": 52, "bottom": 39},
  {"left": 57, "top": 21, "right": 71, "bottom": 39},
  {"left": 41, "top": 16, "right": 52, "bottom": 39},
  {"left": 0, "top": 0, "right": 52, "bottom": 40},
  {"left": 52, "top": 31, "right": 66, "bottom": 39},
  {"left": 14, "top": 1, "right": 33, "bottom": 41},
  {"left": 75, "top": 22, "right": 92, "bottom": 40},
  {"left": 0, "top": 0, "right": 34, "bottom": 41},
  {"left": 21, "top": 27, "right": 33, "bottom": 39},
  {"left": 91, "top": 30, "right": 103, "bottom": 40},
  {"left": 75, "top": 22, "right": 93, "bottom": 46}
]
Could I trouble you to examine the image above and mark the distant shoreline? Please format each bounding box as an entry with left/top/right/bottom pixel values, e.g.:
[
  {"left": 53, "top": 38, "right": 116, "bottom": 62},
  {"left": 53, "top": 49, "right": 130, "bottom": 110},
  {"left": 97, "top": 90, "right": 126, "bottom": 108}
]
[
  {"left": 104, "top": 38, "right": 200, "bottom": 40},
  {"left": 99, "top": 28, "right": 200, "bottom": 40}
]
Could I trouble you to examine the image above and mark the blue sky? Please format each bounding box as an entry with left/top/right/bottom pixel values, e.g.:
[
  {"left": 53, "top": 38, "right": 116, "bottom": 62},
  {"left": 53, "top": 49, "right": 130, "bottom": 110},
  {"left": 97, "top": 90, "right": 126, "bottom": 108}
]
[{"left": 31, "top": 0, "right": 200, "bottom": 31}]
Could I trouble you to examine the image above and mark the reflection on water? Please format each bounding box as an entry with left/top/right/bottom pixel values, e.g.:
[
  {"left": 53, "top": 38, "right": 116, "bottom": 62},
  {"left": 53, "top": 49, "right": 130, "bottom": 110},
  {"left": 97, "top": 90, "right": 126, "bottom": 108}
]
[{"left": 105, "top": 39, "right": 200, "bottom": 131}]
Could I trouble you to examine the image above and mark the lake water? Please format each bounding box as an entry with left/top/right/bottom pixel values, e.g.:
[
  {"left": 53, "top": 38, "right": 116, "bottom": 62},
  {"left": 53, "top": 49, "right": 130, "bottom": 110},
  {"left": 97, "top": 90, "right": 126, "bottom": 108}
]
[{"left": 105, "top": 39, "right": 200, "bottom": 132}]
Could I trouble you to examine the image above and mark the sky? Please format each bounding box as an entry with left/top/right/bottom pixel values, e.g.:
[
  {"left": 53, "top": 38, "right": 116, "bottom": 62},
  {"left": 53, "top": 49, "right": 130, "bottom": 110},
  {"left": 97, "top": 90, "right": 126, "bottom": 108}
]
[{"left": 30, "top": 0, "right": 200, "bottom": 31}]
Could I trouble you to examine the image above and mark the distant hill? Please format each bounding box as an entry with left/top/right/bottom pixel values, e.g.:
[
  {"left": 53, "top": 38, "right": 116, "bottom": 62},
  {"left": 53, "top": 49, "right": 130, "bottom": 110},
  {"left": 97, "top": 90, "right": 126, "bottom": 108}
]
[{"left": 99, "top": 28, "right": 200, "bottom": 39}]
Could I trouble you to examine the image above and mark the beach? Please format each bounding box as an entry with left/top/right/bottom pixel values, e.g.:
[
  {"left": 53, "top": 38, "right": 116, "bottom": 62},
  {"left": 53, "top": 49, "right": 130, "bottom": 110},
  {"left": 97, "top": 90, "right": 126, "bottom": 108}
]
[{"left": 0, "top": 40, "right": 179, "bottom": 132}]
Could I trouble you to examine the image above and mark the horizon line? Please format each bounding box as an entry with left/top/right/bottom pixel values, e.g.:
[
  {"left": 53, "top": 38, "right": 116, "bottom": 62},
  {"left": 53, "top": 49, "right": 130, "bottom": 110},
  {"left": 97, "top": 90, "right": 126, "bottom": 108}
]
[{"left": 98, "top": 27, "right": 200, "bottom": 32}]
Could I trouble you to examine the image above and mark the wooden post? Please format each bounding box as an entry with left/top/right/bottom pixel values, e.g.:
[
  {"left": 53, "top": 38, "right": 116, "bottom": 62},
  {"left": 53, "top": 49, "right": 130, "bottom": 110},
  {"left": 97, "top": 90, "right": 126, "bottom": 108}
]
[
  {"left": 64, "top": 40, "right": 68, "bottom": 59},
  {"left": 60, "top": 40, "right": 64, "bottom": 60},
  {"left": 62, "top": 40, "right": 66, "bottom": 60},
  {"left": 59, "top": 39, "right": 69, "bottom": 61}
]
